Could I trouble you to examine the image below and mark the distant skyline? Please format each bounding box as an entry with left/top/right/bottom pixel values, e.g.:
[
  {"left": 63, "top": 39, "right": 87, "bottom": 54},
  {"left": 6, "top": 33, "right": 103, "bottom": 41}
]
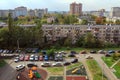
[{"left": 0, "top": 0, "right": 120, "bottom": 11}]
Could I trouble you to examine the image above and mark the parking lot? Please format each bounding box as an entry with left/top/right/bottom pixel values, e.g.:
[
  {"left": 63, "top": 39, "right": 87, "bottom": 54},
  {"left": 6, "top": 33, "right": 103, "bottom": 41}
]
[{"left": 0, "top": 49, "right": 119, "bottom": 80}]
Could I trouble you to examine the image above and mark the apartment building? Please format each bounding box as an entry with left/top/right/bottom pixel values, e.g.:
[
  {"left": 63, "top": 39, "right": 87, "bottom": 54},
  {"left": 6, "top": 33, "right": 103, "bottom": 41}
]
[
  {"left": 0, "top": 10, "right": 16, "bottom": 18},
  {"left": 34, "top": 9, "right": 44, "bottom": 18},
  {"left": 28, "top": 9, "right": 35, "bottom": 17},
  {"left": 15, "top": 6, "right": 27, "bottom": 17},
  {"left": 42, "top": 25, "right": 120, "bottom": 44},
  {"left": 70, "top": 2, "right": 82, "bottom": 15},
  {"left": 0, "top": 7, "right": 48, "bottom": 18},
  {"left": 110, "top": 7, "right": 120, "bottom": 17}
]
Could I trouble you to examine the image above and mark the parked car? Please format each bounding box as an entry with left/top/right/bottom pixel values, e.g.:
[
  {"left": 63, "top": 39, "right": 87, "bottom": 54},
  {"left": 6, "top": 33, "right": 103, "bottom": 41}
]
[
  {"left": 24, "top": 55, "right": 29, "bottom": 61},
  {"left": 80, "top": 50, "right": 87, "bottom": 54},
  {"left": 16, "top": 64, "right": 25, "bottom": 71},
  {"left": 98, "top": 50, "right": 105, "bottom": 54},
  {"left": 44, "top": 55, "right": 48, "bottom": 61},
  {"left": 52, "top": 62, "right": 63, "bottom": 67},
  {"left": 39, "top": 55, "right": 43, "bottom": 61},
  {"left": 85, "top": 55, "right": 93, "bottom": 59},
  {"left": 108, "top": 50, "right": 115, "bottom": 54},
  {"left": 90, "top": 50, "right": 96, "bottom": 54},
  {"left": 6, "top": 50, "right": 10, "bottom": 54},
  {"left": 117, "top": 50, "right": 120, "bottom": 53},
  {"left": 105, "top": 54, "right": 111, "bottom": 57},
  {"left": 14, "top": 57, "right": 19, "bottom": 62},
  {"left": 61, "top": 51, "right": 67, "bottom": 55},
  {"left": 68, "top": 54, "right": 75, "bottom": 57},
  {"left": 59, "top": 56, "right": 63, "bottom": 61},
  {"left": 27, "top": 63, "right": 37, "bottom": 67},
  {"left": 3, "top": 50, "right": 7, "bottom": 54},
  {"left": 55, "top": 54, "right": 63, "bottom": 61},
  {"left": 41, "top": 62, "right": 51, "bottom": 67},
  {"left": 19, "top": 56, "right": 24, "bottom": 61},
  {"left": 63, "top": 62, "right": 71, "bottom": 66},
  {"left": 49, "top": 56, "right": 54, "bottom": 61},
  {"left": 15, "top": 49, "right": 21, "bottom": 53},
  {"left": 54, "top": 56, "right": 59, "bottom": 61},
  {"left": 35, "top": 55, "right": 39, "bottom": 61},
  {"left": 0, "top": 49, "right": 3, "bottom": 53},
  {"left": 9, "top": 50, "right": 14, "bottom": 54},
  {"left": 70, "top": 51, "right": 77, "bottom": 54},
  {"left": 71, "top": 58, "right": 78, "bottom": 63},
  {"left": 29, "top": 55, "right": 35, "bottom": 61}
]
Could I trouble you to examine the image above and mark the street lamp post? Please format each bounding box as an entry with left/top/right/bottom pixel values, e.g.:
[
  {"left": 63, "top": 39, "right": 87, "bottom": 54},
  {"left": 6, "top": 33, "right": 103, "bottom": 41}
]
[{"left": 102, "top": 60, "right": 104, "bottom": 80}]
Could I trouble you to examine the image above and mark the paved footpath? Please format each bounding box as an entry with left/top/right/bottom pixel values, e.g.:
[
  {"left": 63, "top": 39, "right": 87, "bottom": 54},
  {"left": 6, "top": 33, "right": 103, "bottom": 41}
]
[
  {"left": 77, "top": 54, "right": 93, "bottom": 80},
  {"left": 78, "top": 54, "right": 119, "bottom": 80},
  {"left": 92, "top": 54, "right": 119, "bottom": 80}
]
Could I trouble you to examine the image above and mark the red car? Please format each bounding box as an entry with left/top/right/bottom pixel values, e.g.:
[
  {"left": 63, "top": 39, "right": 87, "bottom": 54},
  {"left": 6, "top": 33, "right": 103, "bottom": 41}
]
[
  {"left": 80, "top": 50, "right": 87, "bottom": 54},
  {"left": 24, "top": 55, "right": 29, "bottom": 61},
  {"left": 19, "top": 56, "right": 24, "bottom": 61},
  {"left": 39, "top": 55, "right": 43, "bottom": 61}
]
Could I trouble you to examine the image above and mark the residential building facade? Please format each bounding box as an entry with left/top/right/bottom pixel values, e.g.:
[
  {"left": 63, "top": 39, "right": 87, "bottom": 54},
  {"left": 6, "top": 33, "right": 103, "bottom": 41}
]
[
  {"left": 0, "top": 10, "right": 16, "bottom": 18},
  {"left": 28, "top": 9, "right": 35, "bottom": 17},
  {"left": 0, "top": 6, "right": 48, "bottom": 18},
  {"left": 70, "top": 2, "right": 82, "bottom": 15},
  {"left": 110, "top": 7, "right": 120, "bottom": 17},
  {"left": 42, "top": 25, "right": 120, "bottom": 44},
  {"left": 15, "top": 6, "right": 27, "bottom": 17},
  {"left": 34, "top": 9, "right": 44, "bottom": 18}
]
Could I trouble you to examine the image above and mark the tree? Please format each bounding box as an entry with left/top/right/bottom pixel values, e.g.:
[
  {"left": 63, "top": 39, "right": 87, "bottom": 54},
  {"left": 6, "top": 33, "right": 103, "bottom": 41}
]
[
  {"left": 47, "top": 49, "right": 55, "bottom": 57},
  {"left": 115, "top": 19, "right": 120, "bottom": 25},
  {"left": 0, "top": 28, "right": 10, "bottom": 48},
  {"left": 8, "top": 13, "right": 13, "bottom": 32},
  {"left": 64, "top": 37, "right": 72, "bottom": 47},
  {"left": 75, "top": 36, "right": 85, "bottom": 47},
  {"left": 34, "top": 19, "right": 44, "bottom": 48},
  {"left": 81, "top": 19, "right": 88, "bottom": 25},
  {"left": 84, "top": 32, "right": 96, "bottom": 48},
  {"left": 95, "top": 17, "right": 103, "bottom": 24}
]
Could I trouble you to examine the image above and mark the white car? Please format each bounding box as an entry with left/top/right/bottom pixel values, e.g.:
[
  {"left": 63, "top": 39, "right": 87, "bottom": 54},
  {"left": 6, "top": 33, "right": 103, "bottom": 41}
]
[
  {"left": 52, "top": 62, "right": 63, "bottom": 67},
  {"left": 14, "top": 57, "right": 19, "bottom": 62},
  {"left": 85, "top": 55, "right": 93, "bottom": 59},
  {"left": 41, "top": 62, "right": 51, "bottom": 67},
  {"left": 16, "top": 64, "right": 25, "bottom": 71}
]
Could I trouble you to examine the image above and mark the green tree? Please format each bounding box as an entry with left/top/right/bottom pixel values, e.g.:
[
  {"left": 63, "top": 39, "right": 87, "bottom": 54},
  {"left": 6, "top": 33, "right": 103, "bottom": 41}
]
[
  {"left": 34, "top": 19, "right": 44, "bottom": 48},
  {"left": 81, "top": 19, "right": 88, "bottom": 25},
  {"left": 75, "top": 36, "right": 85, "bottom": 47},
  {"left": 8, "top": 13, "right": 13, "bottom": 32},
  {"left": 115, "top": 19, "right": 120, "bottom": 24},
  {"left": 47, "top": 49, "right": 55, "bottom": 56},
  {"left": 64, "top": 37, "right": 72, "bottom": 47},
  {"left": 84, "top": 32, "right": 96, "bottom": 48}
]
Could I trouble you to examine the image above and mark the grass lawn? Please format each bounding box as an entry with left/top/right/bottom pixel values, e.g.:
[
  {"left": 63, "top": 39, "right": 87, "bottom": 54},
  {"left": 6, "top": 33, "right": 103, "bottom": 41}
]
[
  {"left": 49, "top": 47, "right": 120, "bottom": 54},
  {"left": 66, "top": 62, "right": 82, "bottom": 70},
  {"left": 0, "top": 59, "right": 6, "bottom": 67},
  {"left": 46, "top": 67, "right": 64, "bottom": 75},
  {"left": 102, "top": 57, "right": 120, "bottom": 79},
  {"left": 86, "top": 59, "right": 107, "bottom": 80},
  {"left": 48, "top": 76, "right": 63, "bottom": 80}
]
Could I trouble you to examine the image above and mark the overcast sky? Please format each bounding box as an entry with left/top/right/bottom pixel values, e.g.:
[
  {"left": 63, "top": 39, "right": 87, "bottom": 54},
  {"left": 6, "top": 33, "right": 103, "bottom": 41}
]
[{"left": 0, "top": 0, "right": 120, "bottom": 11}]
